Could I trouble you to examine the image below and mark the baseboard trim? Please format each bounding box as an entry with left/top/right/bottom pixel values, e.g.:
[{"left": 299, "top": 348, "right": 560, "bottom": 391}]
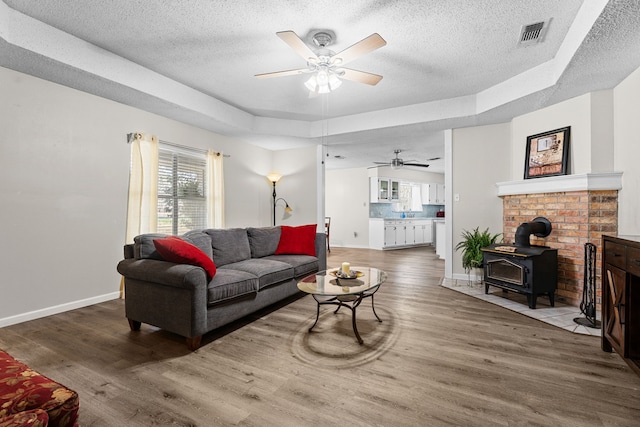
[
  {"left": 330, "top": 244, "right": 371, "bottom": 249},
  {"left": 452, "top": 272, "right": 483, "bottom": 282},
  {"left": 0, "top": 292, "right": 120, "bottom": 328}
]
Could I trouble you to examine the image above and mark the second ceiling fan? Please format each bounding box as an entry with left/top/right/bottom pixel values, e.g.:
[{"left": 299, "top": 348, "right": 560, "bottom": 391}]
[
  {"left": 255, "top": 30, "right": 386, "bottom": 93},
  {"left": 372, "top": 150, "right": 439, "bottom": 169}
]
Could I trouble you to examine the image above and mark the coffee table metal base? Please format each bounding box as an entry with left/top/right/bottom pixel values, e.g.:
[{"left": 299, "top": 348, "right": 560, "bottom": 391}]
[{"left": 308, "top": 291, "right": 382, "bottom": 344}]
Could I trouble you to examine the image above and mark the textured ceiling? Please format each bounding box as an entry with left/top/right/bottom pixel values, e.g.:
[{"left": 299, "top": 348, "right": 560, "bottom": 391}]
[{"left": 2, "top": 0, "right": 640, "bottom": 172}]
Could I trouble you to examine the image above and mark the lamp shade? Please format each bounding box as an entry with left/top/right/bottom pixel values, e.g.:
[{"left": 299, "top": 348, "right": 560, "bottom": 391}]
[{"left": 267, "top": 172, "right": 282, "bottom": 183}]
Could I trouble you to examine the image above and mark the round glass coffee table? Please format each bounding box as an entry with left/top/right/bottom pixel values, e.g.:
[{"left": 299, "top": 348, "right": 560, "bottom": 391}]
[{"left": 297, "top": 266, "right": 387, "bottom": 344}]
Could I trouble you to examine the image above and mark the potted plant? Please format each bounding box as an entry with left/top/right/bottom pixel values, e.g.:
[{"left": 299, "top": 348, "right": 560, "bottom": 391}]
[{"left": 455, "top": 227, "right": 502, "bottom": 282}]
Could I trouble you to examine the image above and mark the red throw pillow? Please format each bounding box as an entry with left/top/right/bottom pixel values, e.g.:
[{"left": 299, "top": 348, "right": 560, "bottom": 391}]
[
  {"left": 153, "top": 236, "right": 217, "bottom": 279},
  {"left": 275, "top": 224, "right": 317, "bottom": 256}
]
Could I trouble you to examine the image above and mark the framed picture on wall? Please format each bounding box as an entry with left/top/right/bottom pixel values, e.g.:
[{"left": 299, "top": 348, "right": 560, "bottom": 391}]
[{"left": 524, "top": 126, "right": 570, "bottom": 179}]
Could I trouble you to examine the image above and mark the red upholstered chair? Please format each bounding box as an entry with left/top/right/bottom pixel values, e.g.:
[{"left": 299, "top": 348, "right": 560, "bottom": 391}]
[{"left": 0, "top": 350, "right": 79, "bottom": 427}]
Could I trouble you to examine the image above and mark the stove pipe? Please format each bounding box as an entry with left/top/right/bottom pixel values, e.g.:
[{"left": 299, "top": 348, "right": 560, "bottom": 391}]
[{"left": 514, "top": 216, "right": 552, "bottom": 247}]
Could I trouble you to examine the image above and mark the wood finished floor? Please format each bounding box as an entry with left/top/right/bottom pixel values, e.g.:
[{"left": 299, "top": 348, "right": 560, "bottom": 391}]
[{"left": 2, "top": 246, "right": 640, "bottom": 426}]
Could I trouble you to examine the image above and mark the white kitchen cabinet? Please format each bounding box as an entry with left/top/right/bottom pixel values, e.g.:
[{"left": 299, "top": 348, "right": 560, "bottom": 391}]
[
  {"left": 385, "top": 220, "right": 407, "bottom": 246},
  {"left": 437, "top": 184, "right": 445, "bottom": 204},
  {"left": 421, "top": 183, "right": 445, "bottom": 205},
  {"left": 390, "top": 180, "right": 400, "bottom": 201},
  {"left": 369, "top": 219, "right": 385, "bottom": 249},
  {"left": 412, "top": 219, "right": 432, "bottom": 244},
  {"left": 422, "top": 220, "right": 433, "bottom": 243},
  {"left": 370, "top": 177, "right": 398, "bottom": 203},
  {"left": 435, "top": 220, "right": 445, "bottom": 259},
  {"left": 384, "top": 223, "right": 398, "bottom": 246},
  {"left": 370, "top": 219, "right": 432, "bottom": 249},
  {"left": 413, "top": 223, "right": 424, "bottom": 244}
]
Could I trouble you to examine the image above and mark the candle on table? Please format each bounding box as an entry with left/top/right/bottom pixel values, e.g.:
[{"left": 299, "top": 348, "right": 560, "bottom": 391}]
[{"left": 341, "top": 262, "right": 351, "bottom": 275}]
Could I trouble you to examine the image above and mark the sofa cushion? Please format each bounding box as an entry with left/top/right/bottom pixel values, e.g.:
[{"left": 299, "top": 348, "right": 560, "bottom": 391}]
[
  {"left": 275, "top": 224, "right": 317, "bottom": 256},
  {"left": 181, "top": 230, "right": 213, "bottom": 259},
  {"left": 207, "top": 269, "right": 258, "bottom": 304},
  {"left": 205, "top": 228, "right": 251, "bottom": 267},
  {"left": 134, "top": 233, "right": 167, "bottom": 259},
  {"left": 247, "top": 227, "right": 281, "bottom": 258},
  {"left": 221, "top": 259, "right": 294, "bottom": 290},
  {"left": 153, "top": 236, "right": 217, "bottom": 279},
  {"left": 0, "top": 350, "right": 79, "bottom": 427},
  {"left": 264, "top": 254, "right": 319, "bottom": 278}
]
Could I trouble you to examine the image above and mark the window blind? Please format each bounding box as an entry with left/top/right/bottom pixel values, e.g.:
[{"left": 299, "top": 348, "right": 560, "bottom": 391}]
[{"left": 157, "top": 145, "right": 207, "bottom": 235}]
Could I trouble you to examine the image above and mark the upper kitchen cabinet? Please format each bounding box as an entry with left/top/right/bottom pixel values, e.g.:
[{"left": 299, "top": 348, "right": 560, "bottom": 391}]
[
  {"left": 421, "top": 183, "right": 445, "bottom": 205},
  {"left": 370, "top": 177, "right": 400, "bottom": 203}
]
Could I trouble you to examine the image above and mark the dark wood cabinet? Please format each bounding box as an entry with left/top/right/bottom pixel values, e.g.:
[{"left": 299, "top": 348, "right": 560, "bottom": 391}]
[{"left": 602, "top": 235, "right": 640, "bottom": 376}]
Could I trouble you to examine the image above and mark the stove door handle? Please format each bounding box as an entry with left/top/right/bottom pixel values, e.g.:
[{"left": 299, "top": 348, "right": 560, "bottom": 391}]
[{"left": 522, "top": 266, "right": 529, "bottom": 286}]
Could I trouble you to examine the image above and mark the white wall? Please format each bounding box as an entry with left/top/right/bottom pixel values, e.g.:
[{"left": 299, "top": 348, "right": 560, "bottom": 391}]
[
  {"left": 511, "top": 94, "right": 591, "bottom": 178},
  {"left": 510, "top": 91, "right": 615, "bottom": 179},
  {"left": 590, "top": 90, "right": 615, "bottom": 173},
  {"left": 272, "top": 146, "right": 320, "bottom": 227},
  {"left": 614, "top": 66, "right": 640, "bottom": 234},
  {"left": 325, "top": 168, "right": 370, "bottom": 248},
  {"left": 451, "top": 123, "right": 511, "bottom": 278},
  {"left": 0, "top": 66, "right": 315, "bottom": 325}
]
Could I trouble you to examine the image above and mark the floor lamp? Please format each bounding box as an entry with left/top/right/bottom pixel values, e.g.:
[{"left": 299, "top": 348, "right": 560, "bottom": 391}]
[{"left": 267, "top": 172, "right": 292, "bottom": 226}]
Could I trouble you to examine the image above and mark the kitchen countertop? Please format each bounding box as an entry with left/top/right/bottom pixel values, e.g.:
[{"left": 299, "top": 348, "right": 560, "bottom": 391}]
[{"left": 369, "top": 217, "right": 442, "bottom": 220}]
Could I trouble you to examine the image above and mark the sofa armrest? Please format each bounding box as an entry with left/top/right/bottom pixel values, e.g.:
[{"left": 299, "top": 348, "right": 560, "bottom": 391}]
[
  {"left": 315, "top": 232, "right": 327, "bottom": 271},
  {"left": 117, "top": 258, "right": 208, "bottom": 290},
  {"left": 117, "top": 259, "right": 209, "bottom": 340}
]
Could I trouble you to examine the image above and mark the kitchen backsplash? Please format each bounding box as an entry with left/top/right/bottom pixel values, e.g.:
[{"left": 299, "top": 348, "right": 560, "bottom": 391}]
[{"left": 370, "top": 203, "right": 444, "bottom": 218}]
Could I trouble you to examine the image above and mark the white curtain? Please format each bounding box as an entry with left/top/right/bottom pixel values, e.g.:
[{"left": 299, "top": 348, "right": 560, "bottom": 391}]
[
  {"left": 206, "top": 150, "right": 225, "bottom": 228},
  {"left": 121, "top": 132, "right": 158, "bottom": 298}
]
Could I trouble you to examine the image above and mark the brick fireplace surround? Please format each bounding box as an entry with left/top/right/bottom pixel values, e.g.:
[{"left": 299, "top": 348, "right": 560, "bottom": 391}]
[{"left": 497, "top": 173, "right": 622, "bottom": 308}]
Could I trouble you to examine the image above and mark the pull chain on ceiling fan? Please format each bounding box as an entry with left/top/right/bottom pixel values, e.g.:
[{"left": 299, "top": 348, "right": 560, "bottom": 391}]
[{"left": 255, "top": 30, "right": 387, "bottom": 94}]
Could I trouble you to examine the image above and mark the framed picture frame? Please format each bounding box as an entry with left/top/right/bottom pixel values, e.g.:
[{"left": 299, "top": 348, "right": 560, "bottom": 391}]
[{"left": 524, "top": 126, "right": 570, "bottom": 179}]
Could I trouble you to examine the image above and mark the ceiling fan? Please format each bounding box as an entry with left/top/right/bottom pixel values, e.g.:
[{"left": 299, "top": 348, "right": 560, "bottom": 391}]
[
  {"left": 255, "top": 30, "right": 386, "bottom": 93},
  {"left": 371, "top": 150, "right": 439, "bottom": 169}
]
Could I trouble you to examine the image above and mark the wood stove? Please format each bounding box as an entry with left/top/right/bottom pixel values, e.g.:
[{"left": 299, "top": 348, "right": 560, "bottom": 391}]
[{"left": 481, "top": 217, "right": 558, "bottom": 309}]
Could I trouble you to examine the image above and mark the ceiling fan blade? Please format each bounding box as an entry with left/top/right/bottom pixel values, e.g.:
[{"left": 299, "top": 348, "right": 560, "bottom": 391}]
[
  {"left": 340, "top": 68, "right": 383, "bottom": 86},
  {"left": 276, "top": 31, "right": 319, "bottom": 62},
  {"left": 333, "top": 33, "right": 386, "bottom": 65},
  {"left": 404, "top": 163, "right": 430, "bottom": 168},
  {"left": 373, "top": 162, "right": 392, "bottom": 165},
  {"left": 255, "top": 68, "right": 310, "bottom": 79}
]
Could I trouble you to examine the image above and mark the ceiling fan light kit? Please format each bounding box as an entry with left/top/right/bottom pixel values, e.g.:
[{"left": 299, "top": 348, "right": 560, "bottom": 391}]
[{"left": 256, "top": 30, "right": 386, "bottom": 94}]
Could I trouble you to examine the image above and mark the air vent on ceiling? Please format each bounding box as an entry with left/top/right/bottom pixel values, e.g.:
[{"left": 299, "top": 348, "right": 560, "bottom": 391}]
[{"left": 518, "top": 21, "right": 547, "bottom": 45}]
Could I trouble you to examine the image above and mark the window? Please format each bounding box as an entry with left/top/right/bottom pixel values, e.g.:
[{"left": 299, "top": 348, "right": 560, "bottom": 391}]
[
  {"left": 396, "top": 182, "right": 423, "bottom": 212},
  {"left": 157, "top": 145, "right": 207, "bottom": 235}
]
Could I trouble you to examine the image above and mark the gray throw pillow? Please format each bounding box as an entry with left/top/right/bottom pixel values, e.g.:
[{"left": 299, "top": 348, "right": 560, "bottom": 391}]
[
  {"left": 182, "top": 230, "right": 213, "bottom": 259},
  {"left": 205, "top": 228, "right": 251, "bottom": 266},
  {"left": 247, "top": 227, "right": 281, "bottom": 258},
  {"left": 133, "top": 233, "right": 167, "bottom": 259}
]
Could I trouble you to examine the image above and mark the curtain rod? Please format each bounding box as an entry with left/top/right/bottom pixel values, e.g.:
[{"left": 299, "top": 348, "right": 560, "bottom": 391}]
[{"left": 126, "top": 133, "right": 229, "bottom": 157}]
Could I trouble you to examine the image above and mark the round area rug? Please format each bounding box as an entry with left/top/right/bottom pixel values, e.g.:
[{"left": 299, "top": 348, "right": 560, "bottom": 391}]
[{"left": 289, "top": 304, "right": 399, "bottom": 368}]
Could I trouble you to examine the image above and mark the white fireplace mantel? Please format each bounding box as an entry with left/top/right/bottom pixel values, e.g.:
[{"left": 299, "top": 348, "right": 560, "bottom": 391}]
[{"left": 496, "top": 172, "right": 623, "bottom": 197}]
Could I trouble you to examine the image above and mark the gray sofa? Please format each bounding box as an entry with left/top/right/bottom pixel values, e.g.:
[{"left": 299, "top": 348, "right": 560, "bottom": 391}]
[{"left": 117, "top": 226, "right": 327, "bottom": 350}]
